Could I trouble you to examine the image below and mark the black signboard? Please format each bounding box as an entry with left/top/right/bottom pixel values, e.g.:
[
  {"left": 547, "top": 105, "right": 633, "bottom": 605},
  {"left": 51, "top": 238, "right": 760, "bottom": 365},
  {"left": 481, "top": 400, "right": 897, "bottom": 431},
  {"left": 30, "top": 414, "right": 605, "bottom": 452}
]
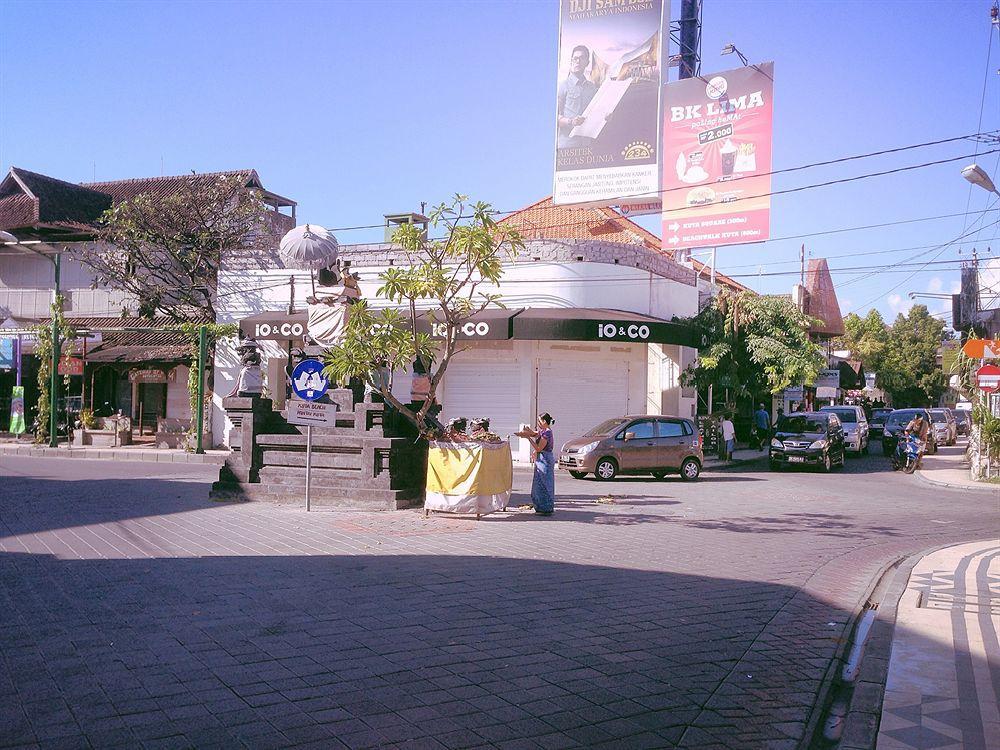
[
  {"left": 696, "top": 415, "right": 720, "bottom": 455},
  {"left": 512, "top": 311, "right": 700, "bottom": 347}
]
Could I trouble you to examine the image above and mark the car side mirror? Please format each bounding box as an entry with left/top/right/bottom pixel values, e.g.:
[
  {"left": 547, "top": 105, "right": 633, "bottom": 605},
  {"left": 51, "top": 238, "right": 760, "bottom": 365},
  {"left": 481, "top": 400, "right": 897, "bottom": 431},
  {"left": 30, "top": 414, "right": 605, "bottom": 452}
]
[{"left": 624, "top": 431, "right": 636, "bottom": 441}]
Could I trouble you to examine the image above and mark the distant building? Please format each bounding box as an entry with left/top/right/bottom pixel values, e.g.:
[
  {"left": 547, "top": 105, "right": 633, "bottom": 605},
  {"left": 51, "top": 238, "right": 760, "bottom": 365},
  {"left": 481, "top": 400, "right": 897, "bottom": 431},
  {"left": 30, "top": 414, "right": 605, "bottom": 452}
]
[{"left": 0, "top": 167, "right": 294, "bottom": 438}]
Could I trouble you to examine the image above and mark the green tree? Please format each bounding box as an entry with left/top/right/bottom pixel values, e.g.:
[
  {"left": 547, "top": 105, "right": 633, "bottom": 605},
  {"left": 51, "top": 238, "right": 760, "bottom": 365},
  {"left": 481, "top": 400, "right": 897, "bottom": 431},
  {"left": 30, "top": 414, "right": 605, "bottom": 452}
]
[
  {"left": 321, "top": 196, "right": 523, "bottom": 437},
  {"left": 837, "top": 309, "right": 888, "bottom": 374},
  {"left": 877, "top": 305, "right": 950, "bottom": 406},
  {"left": 80, "top": 173, "right": 272, "bottom": 321},
  {"left": 682, "top": 290, "right": 827, "bottom": 405}
]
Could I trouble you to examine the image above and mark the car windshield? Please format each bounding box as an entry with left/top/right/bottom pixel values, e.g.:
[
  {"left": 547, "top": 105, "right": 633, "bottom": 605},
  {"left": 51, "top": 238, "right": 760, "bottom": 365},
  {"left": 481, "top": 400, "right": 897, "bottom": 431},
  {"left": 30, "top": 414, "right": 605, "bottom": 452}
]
[
  {"left": 872, "top": 410, "right": 891, "bottom": 420},
  {"left": 955, "top": 412, "right": 970, "bottom": 423},
  {"left": 887, "top": 410, "right": 924, "bottom": 426},
  {"left": 584, "top": 418, "right": 628, "bottom": 437},
  {"left": 928, "top": 410, "right": 949, "bottom": 423},
  {"left": 822, "top": 408, "right": 857, "bottom": 423},
  {"left": 776, "top": 416, "right": 827, "bottom": 433}
]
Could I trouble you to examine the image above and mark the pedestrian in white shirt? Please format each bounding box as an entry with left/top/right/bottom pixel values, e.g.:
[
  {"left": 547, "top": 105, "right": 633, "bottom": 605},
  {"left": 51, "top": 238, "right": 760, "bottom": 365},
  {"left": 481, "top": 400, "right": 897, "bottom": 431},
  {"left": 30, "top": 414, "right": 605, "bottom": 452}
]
[{"left": 721, "top": 415, "right": 736, "bottom": 461}]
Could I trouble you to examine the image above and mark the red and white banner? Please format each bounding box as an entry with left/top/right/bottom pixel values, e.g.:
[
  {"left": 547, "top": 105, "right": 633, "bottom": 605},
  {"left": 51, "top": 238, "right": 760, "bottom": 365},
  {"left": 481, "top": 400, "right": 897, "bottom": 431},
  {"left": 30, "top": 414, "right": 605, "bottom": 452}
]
[{"left": 661, "top": 62, "right": 774, "bottom": 249}]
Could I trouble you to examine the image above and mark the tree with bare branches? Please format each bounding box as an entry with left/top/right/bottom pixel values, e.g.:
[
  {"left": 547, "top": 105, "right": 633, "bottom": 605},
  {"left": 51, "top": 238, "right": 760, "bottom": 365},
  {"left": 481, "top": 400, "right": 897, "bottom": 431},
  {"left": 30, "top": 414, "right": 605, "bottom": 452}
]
[{"left": 79, "top": 173, "right": 272, "bottom": 320}]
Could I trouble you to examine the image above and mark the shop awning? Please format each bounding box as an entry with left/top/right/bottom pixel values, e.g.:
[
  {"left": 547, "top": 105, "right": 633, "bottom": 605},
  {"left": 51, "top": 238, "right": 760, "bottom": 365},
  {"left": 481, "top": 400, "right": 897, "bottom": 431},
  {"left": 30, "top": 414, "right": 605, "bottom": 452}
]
[
  {"left": 240, "top": 307, "right": 700, "bottom": 347},
  {"left": 511, "top": 308, "right": 701, "bottom": 348}
]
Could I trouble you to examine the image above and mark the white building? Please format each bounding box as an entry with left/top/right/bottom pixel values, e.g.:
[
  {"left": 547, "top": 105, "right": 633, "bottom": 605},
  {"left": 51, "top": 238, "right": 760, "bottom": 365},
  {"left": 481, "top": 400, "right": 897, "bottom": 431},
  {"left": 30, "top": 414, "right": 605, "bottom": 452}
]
[{"left": 213, "top": 198, "right": 748, "bottom": 459}]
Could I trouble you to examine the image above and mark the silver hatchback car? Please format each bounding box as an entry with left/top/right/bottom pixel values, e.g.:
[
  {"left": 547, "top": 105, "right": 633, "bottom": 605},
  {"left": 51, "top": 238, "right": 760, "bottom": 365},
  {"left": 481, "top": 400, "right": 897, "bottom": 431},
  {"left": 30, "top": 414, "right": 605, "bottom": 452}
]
[{"left": 818, "top": 405, "right": 869, "bottom": 454}]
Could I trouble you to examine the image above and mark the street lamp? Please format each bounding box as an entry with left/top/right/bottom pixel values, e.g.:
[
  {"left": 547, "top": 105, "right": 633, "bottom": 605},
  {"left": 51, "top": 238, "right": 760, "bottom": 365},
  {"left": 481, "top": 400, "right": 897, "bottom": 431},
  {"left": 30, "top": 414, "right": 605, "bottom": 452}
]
[
  {"left": 908, "top": 292, "right": 953, "bottom": 300},
  {"left": 0, "top": 233, "right": 61, "bottom": 447},
  {"left": 961, "top": 163, "right": 999, "bottom": 195},
  {"left": 721, "top": 43, "right": 749, "bottom": 66}
]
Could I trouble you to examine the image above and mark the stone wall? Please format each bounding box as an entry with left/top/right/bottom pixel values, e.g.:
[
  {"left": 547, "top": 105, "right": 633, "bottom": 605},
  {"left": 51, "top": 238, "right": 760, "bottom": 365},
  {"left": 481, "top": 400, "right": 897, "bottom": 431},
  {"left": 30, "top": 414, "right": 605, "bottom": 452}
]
[{"left": 227, "top": 238, "right": 697, "bottom": 287}]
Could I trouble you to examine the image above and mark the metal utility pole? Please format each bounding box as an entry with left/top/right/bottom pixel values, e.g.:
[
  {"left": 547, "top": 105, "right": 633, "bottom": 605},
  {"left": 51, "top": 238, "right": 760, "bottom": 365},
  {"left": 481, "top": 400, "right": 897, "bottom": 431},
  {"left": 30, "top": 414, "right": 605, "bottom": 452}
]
[
  {"left": 49, "top": 253, "right": 61, "bottom": 448},
  {"left": 195, "top": 325, "right": 207, "bottom": 454},
  {"left": 678, "top": 0, "right": 703, "bottom": 80}
]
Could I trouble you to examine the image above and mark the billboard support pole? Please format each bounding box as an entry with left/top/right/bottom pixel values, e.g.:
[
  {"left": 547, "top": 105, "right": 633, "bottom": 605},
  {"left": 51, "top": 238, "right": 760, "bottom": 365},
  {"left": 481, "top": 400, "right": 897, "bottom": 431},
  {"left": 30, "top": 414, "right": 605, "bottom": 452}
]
[{"left": 678, "top": 0, "right": 702, "bottom": 79}]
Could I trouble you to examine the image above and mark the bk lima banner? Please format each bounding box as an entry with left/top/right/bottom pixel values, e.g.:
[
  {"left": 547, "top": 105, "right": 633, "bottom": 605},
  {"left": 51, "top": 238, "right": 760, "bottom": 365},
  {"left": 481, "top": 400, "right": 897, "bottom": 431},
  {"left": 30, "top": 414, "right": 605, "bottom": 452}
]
[
  {"left": 553, "top": 0, "right": 666, "bottom": 207},
  {"left": 662, "top": 62, "right": 775, "bottom": 249}
]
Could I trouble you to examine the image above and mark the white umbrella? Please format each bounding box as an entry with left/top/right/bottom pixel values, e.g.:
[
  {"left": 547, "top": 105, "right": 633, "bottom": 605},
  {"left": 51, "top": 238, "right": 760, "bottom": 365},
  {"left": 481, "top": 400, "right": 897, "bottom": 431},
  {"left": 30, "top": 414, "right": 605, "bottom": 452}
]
[{"left": 279, "top": 224, "right": 339, "bottom": 271}]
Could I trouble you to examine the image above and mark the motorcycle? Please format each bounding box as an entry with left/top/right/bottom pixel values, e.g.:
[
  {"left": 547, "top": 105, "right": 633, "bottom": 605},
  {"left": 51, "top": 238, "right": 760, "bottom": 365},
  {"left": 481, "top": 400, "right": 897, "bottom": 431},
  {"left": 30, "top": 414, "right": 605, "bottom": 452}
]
[{"left": 890, "top": 433, "right": 922, "bottom": 474}]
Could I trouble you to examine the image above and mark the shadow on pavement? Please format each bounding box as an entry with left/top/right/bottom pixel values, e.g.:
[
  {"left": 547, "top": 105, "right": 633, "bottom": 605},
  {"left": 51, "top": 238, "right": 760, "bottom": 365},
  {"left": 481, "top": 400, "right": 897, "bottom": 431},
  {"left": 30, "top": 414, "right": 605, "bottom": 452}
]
[{"left": 0, "top": 550, "right": 855, "bottom": 748}]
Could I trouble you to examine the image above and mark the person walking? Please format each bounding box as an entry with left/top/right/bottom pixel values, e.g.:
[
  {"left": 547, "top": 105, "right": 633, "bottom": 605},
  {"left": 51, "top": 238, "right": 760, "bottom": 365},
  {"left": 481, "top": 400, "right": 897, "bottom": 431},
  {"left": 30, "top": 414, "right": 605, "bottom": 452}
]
[
  {"left": 721, "top": 413, "right": 736, "bottom": 462},
  {"left": 753, "top": 403, "right": 770, "bottom": 450},
  {"left": 520, "top": 413, "right": 556, "bottom": 515}
]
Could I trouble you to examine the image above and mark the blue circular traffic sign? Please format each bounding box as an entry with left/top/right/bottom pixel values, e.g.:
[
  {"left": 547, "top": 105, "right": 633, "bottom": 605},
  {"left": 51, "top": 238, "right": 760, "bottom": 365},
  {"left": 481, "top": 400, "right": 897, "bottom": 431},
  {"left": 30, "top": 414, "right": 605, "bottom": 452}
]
[{"left": 291, "top": 359, "right": 329, "bottom": 401}]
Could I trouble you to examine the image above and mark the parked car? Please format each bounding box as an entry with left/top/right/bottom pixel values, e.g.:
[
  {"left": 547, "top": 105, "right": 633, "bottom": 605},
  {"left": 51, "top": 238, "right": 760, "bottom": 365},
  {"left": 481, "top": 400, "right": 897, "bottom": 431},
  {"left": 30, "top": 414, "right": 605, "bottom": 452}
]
[
  {"left": 869, "top": 408, "right": 892, "bottom": 434},
  {"left": 819, "top": 405, "right": 869, "bottom": 454},
  {"left": 559, "top": 415, "right": 704, "bottom": 481},
  {"left": 954, "top": 409, "right": 971, "bottom": 437},
  {"left": 881, "top": 408, "right": 938, "bottom": 456},
  {"left": 928, "top": 408, "right": 957, "bottom": 447},
  {"left": 769, "top": 412, "right": 846, "bottom": 472}
]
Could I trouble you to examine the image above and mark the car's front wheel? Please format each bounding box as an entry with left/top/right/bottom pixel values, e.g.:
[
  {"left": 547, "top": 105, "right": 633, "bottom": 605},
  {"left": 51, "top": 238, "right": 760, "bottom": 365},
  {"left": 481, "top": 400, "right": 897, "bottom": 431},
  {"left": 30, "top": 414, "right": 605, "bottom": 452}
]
[
  {"left": 680, "top": 459, "right": 701, "bottom": 481},
  {"left": 569, "top": 471, "right": 588, "bottom": 480},
  {"left": 594, "top": 458, "right": 618, "bottom": 481}
]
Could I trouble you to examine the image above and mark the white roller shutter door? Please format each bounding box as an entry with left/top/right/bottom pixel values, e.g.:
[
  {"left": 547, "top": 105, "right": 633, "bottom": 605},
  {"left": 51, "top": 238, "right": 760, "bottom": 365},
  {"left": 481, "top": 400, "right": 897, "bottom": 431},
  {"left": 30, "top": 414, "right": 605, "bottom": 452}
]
[
  {"left": 537, "top": 359, "right": 629, "bottom": 450},
  {"left": 440, "top": 361, "right": 522, "bottom": 441}
]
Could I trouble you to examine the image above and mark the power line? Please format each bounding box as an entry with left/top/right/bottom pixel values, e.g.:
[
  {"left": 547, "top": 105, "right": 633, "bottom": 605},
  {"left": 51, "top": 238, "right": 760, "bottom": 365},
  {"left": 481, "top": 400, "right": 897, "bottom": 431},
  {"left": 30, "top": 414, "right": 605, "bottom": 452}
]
[
  {"left": 846, "top": 207, "right": 1000, "bottom": 314},
  {"left": 960, "top": 15, "right": 997, "bottom": 235},
  {"left": 322, "top": 131, "right": 1000, "bottom": 233},
  {"left": 838, "top": 198, "right": 999, "bottom": 291}
]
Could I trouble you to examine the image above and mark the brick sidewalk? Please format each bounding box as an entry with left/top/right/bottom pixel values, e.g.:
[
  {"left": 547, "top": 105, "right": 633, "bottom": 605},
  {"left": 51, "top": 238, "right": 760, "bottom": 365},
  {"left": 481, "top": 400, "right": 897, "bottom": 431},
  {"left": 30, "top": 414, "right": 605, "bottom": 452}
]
[{"left": 1, "top": 454, "right": 996, "bottom": 749}]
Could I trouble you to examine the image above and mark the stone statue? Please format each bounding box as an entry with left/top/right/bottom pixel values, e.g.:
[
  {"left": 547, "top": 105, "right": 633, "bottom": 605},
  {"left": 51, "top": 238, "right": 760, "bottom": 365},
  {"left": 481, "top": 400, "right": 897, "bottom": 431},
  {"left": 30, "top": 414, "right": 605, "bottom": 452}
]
[{"left": 230, "top": 335, "right": 263, "bottom": 398}]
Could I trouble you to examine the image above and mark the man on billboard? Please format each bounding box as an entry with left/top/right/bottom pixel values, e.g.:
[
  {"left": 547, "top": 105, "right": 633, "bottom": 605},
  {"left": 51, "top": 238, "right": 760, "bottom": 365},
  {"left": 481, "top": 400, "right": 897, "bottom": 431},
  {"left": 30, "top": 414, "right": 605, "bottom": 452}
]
[{"left": 556, "top": 45, "right": 598, "bottom": 149}]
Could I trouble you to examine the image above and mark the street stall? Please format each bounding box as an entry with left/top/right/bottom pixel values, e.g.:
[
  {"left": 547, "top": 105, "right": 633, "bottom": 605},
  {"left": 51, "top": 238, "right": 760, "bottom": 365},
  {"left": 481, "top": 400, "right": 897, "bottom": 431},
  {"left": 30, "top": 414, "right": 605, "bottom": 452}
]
[{"left": 424, "top": 418, "right": 513, "bottom": 517}]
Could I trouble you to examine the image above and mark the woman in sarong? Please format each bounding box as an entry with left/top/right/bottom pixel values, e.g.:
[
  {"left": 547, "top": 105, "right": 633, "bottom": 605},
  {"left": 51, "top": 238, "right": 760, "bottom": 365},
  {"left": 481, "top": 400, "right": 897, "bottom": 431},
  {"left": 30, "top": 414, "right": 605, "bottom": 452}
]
[{"left": 522, "top": 413, "right": 556, "bottom": 515}]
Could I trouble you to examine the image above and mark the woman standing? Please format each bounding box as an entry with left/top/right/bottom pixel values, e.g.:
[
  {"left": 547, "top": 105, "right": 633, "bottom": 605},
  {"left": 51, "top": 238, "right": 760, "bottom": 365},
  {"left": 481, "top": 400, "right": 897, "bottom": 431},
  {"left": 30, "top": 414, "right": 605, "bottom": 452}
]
[{"left": 521, "top": 413, "right": 556, "bottom": 515}]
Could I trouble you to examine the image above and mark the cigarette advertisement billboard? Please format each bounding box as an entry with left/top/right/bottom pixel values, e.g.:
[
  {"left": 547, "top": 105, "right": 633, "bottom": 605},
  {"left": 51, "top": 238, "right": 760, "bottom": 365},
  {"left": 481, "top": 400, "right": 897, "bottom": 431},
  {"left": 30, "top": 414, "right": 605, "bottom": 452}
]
[
  {"left": 553, "top": 0, "right": 666, "bottom": 207},
  {"left": 661, "top": 62, "right": 775, "bottom": 249}
]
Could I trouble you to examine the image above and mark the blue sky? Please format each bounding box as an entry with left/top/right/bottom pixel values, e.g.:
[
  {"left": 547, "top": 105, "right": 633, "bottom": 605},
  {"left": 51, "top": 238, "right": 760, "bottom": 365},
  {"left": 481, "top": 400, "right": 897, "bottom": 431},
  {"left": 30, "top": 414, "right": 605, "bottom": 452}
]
[{"left": 2, "top": 0, "right": 997, "bottom": 325}]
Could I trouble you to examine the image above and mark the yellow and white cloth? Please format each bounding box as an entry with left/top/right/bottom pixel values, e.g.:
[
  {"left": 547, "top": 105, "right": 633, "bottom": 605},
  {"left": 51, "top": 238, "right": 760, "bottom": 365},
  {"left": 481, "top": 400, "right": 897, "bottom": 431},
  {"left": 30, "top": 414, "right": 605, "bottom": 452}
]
[{"left": 425, "top": 441, "right": 513, "bottom": 515}]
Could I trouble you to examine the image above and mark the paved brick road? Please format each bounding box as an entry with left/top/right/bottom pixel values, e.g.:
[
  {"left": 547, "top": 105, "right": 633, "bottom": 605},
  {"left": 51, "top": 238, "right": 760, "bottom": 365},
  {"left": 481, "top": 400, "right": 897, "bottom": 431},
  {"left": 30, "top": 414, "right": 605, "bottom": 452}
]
[{"left": 0, "top": 452, "right": 995, "bottom": 749}]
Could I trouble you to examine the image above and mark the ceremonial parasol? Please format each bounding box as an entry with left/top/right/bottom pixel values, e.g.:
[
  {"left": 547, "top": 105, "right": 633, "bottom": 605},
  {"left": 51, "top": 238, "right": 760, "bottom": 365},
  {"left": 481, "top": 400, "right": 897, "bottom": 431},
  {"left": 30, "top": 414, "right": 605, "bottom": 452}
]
[{"left": 279, "top": 224, "right": 340, "bottom": 294}]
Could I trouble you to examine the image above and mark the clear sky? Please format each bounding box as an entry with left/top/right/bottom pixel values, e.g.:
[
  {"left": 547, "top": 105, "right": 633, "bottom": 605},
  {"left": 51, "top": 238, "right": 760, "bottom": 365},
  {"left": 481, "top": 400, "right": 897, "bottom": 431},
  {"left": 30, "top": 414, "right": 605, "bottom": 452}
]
[{"left": 2, "top": 0, "right": 997, "bottom": 325}]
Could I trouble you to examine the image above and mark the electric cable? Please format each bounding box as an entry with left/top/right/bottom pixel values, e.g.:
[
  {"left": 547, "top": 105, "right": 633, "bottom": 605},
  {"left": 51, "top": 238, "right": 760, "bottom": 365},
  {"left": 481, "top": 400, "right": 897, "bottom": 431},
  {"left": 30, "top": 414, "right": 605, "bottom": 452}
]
[{"left": 320, "top": 131, "right": 1000, "bottom": 233}]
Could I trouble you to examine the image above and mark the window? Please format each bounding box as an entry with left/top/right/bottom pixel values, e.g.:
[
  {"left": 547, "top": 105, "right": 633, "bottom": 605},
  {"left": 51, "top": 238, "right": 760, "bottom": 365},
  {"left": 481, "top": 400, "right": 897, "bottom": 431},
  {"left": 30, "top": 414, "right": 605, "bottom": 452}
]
[
  {"left": 657, "top": 419, "right": 686, "bottom": 438},
  {"left": 822, "top": 408, "right": 857, "bottom": 423},
  {"left": 619, "top": 420, "right": 655, "bottom": 440}
]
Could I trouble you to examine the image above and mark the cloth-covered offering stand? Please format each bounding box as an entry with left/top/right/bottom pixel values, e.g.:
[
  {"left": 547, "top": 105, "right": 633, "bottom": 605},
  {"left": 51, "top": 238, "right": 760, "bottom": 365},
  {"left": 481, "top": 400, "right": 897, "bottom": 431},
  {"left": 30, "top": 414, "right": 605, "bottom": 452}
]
[{"left": 424, "top": 441, "right": 513, "bottom": 517}]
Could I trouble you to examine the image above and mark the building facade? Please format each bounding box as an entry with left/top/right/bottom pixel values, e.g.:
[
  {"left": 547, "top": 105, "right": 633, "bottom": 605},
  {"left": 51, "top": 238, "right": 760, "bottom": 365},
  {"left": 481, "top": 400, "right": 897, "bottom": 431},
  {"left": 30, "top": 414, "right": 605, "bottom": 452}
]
[
  {"left": 0, "top": 166, "right": 294, "bottom": 437},
  {"left": 212, "top": 198, "right": 731, "bottom": 459}
]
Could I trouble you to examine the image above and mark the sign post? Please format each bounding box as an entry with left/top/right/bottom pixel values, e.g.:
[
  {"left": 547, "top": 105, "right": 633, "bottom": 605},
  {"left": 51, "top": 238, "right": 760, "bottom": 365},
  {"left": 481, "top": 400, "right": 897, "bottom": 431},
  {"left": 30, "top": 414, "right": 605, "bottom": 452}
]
[{"left": 290, "top": 359, "right": 330, "bottom": 512}]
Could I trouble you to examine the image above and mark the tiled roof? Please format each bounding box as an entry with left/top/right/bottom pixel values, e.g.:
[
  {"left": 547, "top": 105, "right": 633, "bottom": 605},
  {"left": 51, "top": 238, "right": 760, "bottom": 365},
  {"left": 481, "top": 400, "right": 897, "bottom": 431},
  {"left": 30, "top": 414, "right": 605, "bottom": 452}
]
[
  {"left": 498, "top": 196, "right": 749, "bottom": 293},
  {"left": 0, "top": 168, "right": 111, "bottom": 232},
  {"left": 804, "top": 258, "right": 845, "bottom": 338},
  {"left": 500, "top": 196, "right": 660, "bottom": 249},
  {"left": 47, "top": 316, "right": 207, "bottom": 364},
  {"left": 0, "top": 194, "right": 38, "bottom": 230},
  {"left": 1, "top": 166, "right": 291, "bottom": 237},
  {"left": 83, "top": 170, "right": 260, "bottom": 204}
]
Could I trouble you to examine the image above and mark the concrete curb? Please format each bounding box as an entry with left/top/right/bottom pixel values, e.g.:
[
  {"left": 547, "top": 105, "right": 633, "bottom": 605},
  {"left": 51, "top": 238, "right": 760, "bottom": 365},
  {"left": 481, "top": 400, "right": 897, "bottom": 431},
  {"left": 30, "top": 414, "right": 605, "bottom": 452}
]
[
  {"left": 0, "top": 444, "right": 228, "bottom": 465},
  {"left": 819, "top": 543, "right": 956, "bottom": 750},
  {"left": 797, "top": 552, "right": 907, "bottom": 750},
  {"left": 914, "top": 469, "right": 998, "bottom": 493}
]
